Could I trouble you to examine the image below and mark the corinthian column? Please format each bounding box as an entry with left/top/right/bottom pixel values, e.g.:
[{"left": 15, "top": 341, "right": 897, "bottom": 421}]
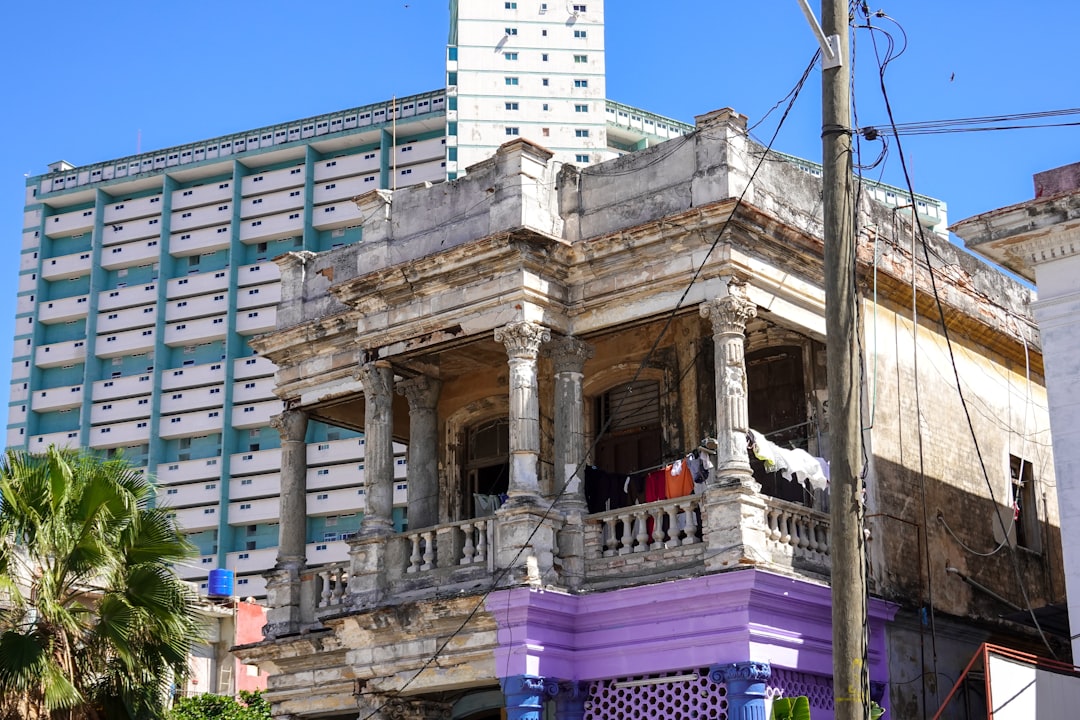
[
  {"left": 397, "top": 374, "right": 441, "bottom": 530},
  {"left": 494, "top": 321, "right": 551, "bottom": 503},
  {"left": 356, "top": 359, "right": 395, "bottom": 536},
  {"left": 700, "top": 281, "right": 757, "bottom": 484},
  {"left": 271, "top": 409, "right": 309, "bottom": 568},
  {"left": 546, "top": 337, "right": 593, "bottom": 512}
]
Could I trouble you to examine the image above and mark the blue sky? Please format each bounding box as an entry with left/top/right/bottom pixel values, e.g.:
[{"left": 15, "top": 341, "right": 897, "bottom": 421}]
[{"left": 2, "top": 1, "right": 1077, "bottom": 401}]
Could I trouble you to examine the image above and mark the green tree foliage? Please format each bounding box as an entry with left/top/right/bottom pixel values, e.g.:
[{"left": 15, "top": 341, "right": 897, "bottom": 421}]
[
  {"left": 771, "top": 695, "right": 812, "bottom": 720},
  {"left": 168, "top": 691, "right": 270, "bottom": 720},
  {"left": 0, "top": 447, "right": 201, "bottom": 719}
]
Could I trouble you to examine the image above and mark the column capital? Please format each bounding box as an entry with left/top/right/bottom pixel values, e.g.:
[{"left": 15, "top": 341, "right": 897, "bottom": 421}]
[
  {"left": 700, "top": 282, "right": 757, "bottom": 335},
  {"left": 709, "top": 660, "right": 772, "bottom": 684},
  {"left": 495, "top": 321, "right": 551, "bottom": 360},
  {"left": 355, "top": 357, "right": 395, "bottom": 397},
  {"left": 545, "top": 336, "right": 594, "bottom": 375},
  {"left": 382, "top": 697, "right": 452, "bottom": 719},
  {"left": 270, "top": 408, "right": 308, "bottom": 442},
  {"left": 396, "top": 374, "right": 442, "bottom": 410}
]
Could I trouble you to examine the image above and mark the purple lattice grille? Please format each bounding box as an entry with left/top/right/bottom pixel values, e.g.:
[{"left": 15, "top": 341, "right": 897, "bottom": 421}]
[
  {"left": 586, "top": 670, "right": 728, "bottom": 720},
  {"left": 770, "top": 669, "right": 834, "bottom": 712}
]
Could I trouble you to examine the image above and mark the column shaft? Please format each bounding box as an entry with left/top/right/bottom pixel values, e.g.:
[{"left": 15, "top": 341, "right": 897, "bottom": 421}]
[
  {"left": 494, "top": 321, "right": 551, "bottom": 502},
  {"left": 398, "top": 375, "right": 442, "bottom": 530},
  {"left": 547, "top": 338, "right": 593, "bottom": 511},
  {"left": 700, "top": 281, "right": 757, "bottom": 483},
  {"left": 357, "top": 360, "right": 395, "bottom": 535},
  {"left": 272, "top": 409, "right": 309, "bottom": 567}
]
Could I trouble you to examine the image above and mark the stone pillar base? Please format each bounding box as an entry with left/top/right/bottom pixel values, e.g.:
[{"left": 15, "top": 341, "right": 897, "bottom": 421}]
[
  {"left": 701, "top": 482, "right": 769, "bottom": 572},
  {"left": 262, "top": 565, "right": 305, "bottom": 638},
  {"left": 495, "top": 505, "right": 561, "bottom": 587},
  {"left": 347, "top": 534, "right": 407, "bottom": 608}
]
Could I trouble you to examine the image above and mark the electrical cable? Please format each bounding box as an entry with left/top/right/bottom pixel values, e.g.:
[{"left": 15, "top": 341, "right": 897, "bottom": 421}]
[
  {"left": 864, "top": 9, "right": 1057, "bottom": 659},
  {"left": 355, "top": 51, "right": 822, "bottom": 720}
]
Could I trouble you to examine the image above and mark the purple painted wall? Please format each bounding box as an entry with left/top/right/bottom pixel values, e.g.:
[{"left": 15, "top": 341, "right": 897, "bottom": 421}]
[{"left": 486, "top": 568, "right": 897, "bottom": 716}]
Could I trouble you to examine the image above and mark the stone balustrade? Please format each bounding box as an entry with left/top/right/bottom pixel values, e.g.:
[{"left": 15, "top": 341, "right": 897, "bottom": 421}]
[
  {"left": 403, "top": 518, "right": 492, "bottom": 574},
  {"left": 314, "top": 562, "right": 350, "bottom": 610},
  {"left": 762, "top": 497, "right": 831, "bottom": 570},
  {"left": 585, "top": 497, "right": 703, "bottom": 557}
]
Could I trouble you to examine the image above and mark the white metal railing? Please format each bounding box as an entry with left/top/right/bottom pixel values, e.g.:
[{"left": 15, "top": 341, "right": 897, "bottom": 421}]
[
  {"left": 763, "top": 498, "right": 830, "bottom": 567},
  {"left": 314, "top": 562, "right": 349, "bottom": 609},
  {"left": 403, "top": 518, "right": 491, "bottom": 574},
  {"left": 587, "top": 496, "right": 702, "bottom": 557}
]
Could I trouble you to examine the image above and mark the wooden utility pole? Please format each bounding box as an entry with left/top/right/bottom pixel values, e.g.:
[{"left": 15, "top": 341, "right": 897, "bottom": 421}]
[{"left": 820, "top": 0, "right": 869, "bottom": 717}]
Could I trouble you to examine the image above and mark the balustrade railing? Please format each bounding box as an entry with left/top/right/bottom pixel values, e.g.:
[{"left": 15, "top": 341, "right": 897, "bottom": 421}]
[
  {"left": 762, "top": 498, "right": 830, "bottom": 568},
  {"left": 587, "top": 496, "right": 703, "bottom": 557},
  {"left": 314, "top": 562, "right": 349, "bottom": 609},
  {"left": 403, "top": 518, "right": 491, "bottom": 574}
]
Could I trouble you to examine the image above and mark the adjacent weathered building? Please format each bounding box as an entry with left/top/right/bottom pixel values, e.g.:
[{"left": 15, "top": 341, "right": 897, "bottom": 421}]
[{"left": 235, "top": 110, "right": 1063, "bottom": 720}]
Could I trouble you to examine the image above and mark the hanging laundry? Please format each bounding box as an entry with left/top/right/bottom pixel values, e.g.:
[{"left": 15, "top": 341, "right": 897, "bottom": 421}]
[
  {"left": 645, "top": 469, "right": 667, "bottom": 503},
  {"left": 665, "top": 457, "right": 695, "bottom": 499},
  {"left": 748, "top": 428, "right": 829, "bottom": 492}
]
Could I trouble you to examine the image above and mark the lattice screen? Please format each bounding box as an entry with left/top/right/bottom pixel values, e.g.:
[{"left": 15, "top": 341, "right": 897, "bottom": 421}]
[
  {"left": 585, "top": 670, "right": 728, "bottom": 720},
  {"left": 770, "top": 669, "right": 834, "bottom": 712}
]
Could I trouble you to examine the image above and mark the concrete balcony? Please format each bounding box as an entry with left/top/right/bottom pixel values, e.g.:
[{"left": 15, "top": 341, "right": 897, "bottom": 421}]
[
  {"left": 169, "top": 225, "right": 231, "bottom": 258},
  {"left": 88, "top": 419, "right": 152, "bottom": 449},
  {"left": 160, "top": 384, "right": 226, "bottom": 414},
  {"left": 159, "top": 479, "right": 222, "bottom": 509},
  {"left": 231, "top": 447, "right": 282, "bottom": 475},
  {"left": 95, "top": 326, "right": 156, "bottom": 358},
  {"left": 159, "top": 409, "right": 225, "bottom": 440},
  {"left": 29, "top": 430, "right": 81, "bottom": 451},
  {"left": 230, "top": 472, "right": 280, "bottom": 500},
  {"left": 234, "top": 573, "right": 267, "bottom": 599},
  {"left": 227, "top": 496, "right": 279, "bottom": 525},
  {"left": 237, "top": 261, "right": 280, "bottom": 287},
  {"left": 307, "top": 437, "right": 367, "bottom": 465},
  {"left": 103, "top": 195, "right": 163, "bottom": 224},
  {"left": 233, "top": 355, "right": 276, "bottom": 380},
  {"left": 35, "top": 339, "right": 87, "bottom": 368},
  {"left": 32, "top": 384, "right": 83, "bottom": 412},
  {"left": 156, "top": 456, "right": 224, "bottom": 485},
  {"left": 167, "top": 269, "right": 229, "bottom": 300},
  {"left": 89, "top": 395, "right": 152, "bottom": 423},
  {"left": 232, "top": 377, "right": 275, "bottom": 404},
  {"left": 226, "top": 547, "right": 278, "bottom": 575},
  {"left": 96, "top": 304, "right": 156, "bottom": 334},
  {"left": 44, "top": 209, "right": 94, "bottom": 238},
  {"left": 307, "top": 487, "right": 366, "bottom": 517},
  {"left": 235, "top": 307, "right": 276, "bottom": 335},
  {"left": 100, "top": 238, "right": 161, "bottom": 270},
  {"left": 170, "top": 505, "right": 220, "bottom": 534},
  {"left": 41, "top": 250, "right": 92, "bottom": 281},
  {"left": 162, "top": 361, "right": 226, "bottom": 391},
  {"left": 163, "top": 315, "right": 227, "bottom": 347},
  {"left": 230, "top": 399, "right": 280, "bottom": 429},
  {"left": 173, "top": 555, "right": 218, "bottom": 581},
  {"left": 236, "top": 282, "right": 281, "bottom": 310},
  {"left": 98, "top": 282, "right": 158, "bottom": 312},
  {"left": 295, "top": 485, "right": 832, "bottom": 628},
  {"left": 92, "top": 372, "right": 154, "bottom": 400}
]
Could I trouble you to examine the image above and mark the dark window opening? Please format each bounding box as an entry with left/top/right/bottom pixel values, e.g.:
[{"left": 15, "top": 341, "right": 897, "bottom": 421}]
[
  {"left": 463, "top": 418, "right": 509, "bottom": 519},
  {"left": 746, "top": 346, "right": 810, "bottom": 505},
  {"left": 592, "top": 380, "right": 662, "bottom": 476}
]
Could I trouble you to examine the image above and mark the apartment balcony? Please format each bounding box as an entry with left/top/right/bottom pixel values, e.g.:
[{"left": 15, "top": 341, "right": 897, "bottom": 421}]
[
  {"left": 92, "top": 372, "right": 154, "bottom": 400},
  {"left": 159, "top": 409, "right": 225, "bottom": 440},
  {"left": 307, "top": 437, "right": 367, "bottom": 465},
  {"left": 236, "top": 282, "right": 281, "bottom": 310},
  {"left": 307, "top": 487, "right": 366, "bottom": 517},
  {"left": 103, "top": 218, "right": 160, "bottom": 245},
  {"left": 239, "top": 188, "right": 304, "bottom": 218},
  {"left": 167, "top": 269, "right": 229, "bottom": 300},
  {"left": 35, "top": 339, "right": 87, "bottom": 368},
  {"left": 165, "top": 291, "right": 229, "bottom": 321},
  {"left": 229, "top": 472, "right": 280, "bottom": 500},
  {"left": 41, "top": 250, "right": 92, "bottom": 281},
  {"left": 32, "top": 384, "right": 83, "bottom": 412},
  {"left": 95, "top": 326, "right": 156, "bottom": 358},
  {"left": 240, "top": 166, "right": 305, "bottom": 196},
  {"left": 312, "top": 175, "right": 369, "bottom": 205},
  {"left": 163, "top": 315, "right": 227, "bottom": 347},
  {"left": 231, "top": 447, "right": 282, "bottom": 475},
  {"left": 89, "top": 395, "right": 151, "bottom": 423},
  {"left": 230, "top": 399, "right": 281, "bottom": 429},
  {"left": 171, "top": 505, "right": 220, "bottom": 533},
  {"left": 159, "top": 384, "right": 226, "bottom": 414},
  {"left": 306, "top": 540, "right": 351, "bottom": 566},
  {"left": 29, "top": 430, "right": 81, "bottom": 451},
  {"left": 237, "top": 261, "right": 280, "bottom": 287},
  {"left": 170, "top": 204, "right": 233, "bottom": 233},
  {"left": 312, "top": 152, "right": 380, "bottom": 183},
  {"left": 156, "top": 456, "right": 224, "bottom": 486},
  {"left": 162, "top": 361, "right": 226, "bottom": 391},
  {"left": 158, "top": 479, "right": 222, "bottom": 509},
  {"left": 234, "top": 573, "right": 267, "bottom": 599},
  {"left": 98, "top": 282, "right": 159, "bottom": 313},
  {"left": 100, "top": 237, "right": 161, "bottom": 270},
  {"left": 96, "top": 304, "right": 156, "bottom": 334},
  {"left": 233, "top": 355, "right": 276, "bottom": 380},
  {"left": 226, "top": 547, "right": 278, "bottom": 575},
  {"left": 299, "top": 488, "right": 832, "bottom": 627},
  {"left": 44, "top": 209, "right": 95, "bottom": 238},
  {"left": 311, "top": 201, "right": 363, "bottom": 231},
  {"left": 232, "top": 376, "right": 275, "bottom": 404},
  {"left": 227, "top": 496, "right": 279, "bottom": 525},
  {"left": 88, "top": 419, "right": 152, "bottom": 449},
  {"left": 235, "top": 307, "right": 276, "bottom": 335},
  {"left": 173, "top": 555, "right": 218, "bottom": 581},
  {"left": 103, "top": 194, "right": 163, "bottom": 224},
  {"left": 171, "top": 182, "right": 232, "bottom": 211},
  {"left": 168, "top": 225, "right": 231, "bottom": 257},
  {"left": 238, "top": 211, "right": 304, "bottom": 244},
  {"left": 307, "top": 463, "right": 363, "bottom": 491}
]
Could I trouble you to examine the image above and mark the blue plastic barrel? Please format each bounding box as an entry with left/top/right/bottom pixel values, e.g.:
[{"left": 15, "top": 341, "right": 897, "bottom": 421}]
[{"left": 207, "top": 568, "right": 234, "bottom": 597}]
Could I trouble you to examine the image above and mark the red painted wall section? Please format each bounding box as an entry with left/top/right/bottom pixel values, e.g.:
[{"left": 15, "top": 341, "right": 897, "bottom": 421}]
[
  {"left": 1034, "top": 161, "right": 1080, "bottom": 198},
  {"left": 233, "top": 601, "right": 269, "bottom": 692}
]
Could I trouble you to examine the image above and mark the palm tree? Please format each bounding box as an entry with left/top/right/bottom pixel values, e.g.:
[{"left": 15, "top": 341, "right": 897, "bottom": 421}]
[{"left": 0, "top": 446, "right": 201, "bottom": 720}]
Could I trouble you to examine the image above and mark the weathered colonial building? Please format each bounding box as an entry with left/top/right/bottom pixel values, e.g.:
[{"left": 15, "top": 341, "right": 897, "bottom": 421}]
[{"left": 234, "top": 109, "right": 1063, "bottom": 719}]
